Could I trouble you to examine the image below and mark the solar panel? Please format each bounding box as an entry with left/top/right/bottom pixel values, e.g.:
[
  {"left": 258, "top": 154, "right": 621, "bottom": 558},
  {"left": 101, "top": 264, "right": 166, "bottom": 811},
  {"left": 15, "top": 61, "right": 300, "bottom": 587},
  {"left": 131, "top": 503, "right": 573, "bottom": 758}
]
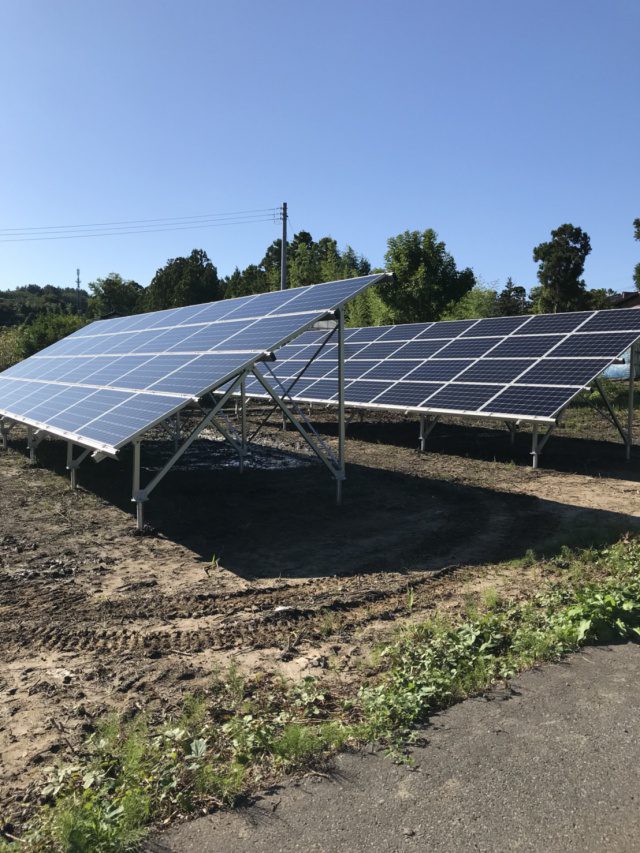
[
  {"left": 253, "top": 306, "right": 640, "bottom": 423},
  {"left": 0, "top": 274, "right": 385, "bottom": 453}
]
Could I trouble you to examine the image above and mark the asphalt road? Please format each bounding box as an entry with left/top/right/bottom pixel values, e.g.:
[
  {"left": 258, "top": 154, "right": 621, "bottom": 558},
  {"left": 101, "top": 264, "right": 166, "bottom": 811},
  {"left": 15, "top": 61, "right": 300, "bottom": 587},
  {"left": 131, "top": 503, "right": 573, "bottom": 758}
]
[{"left": 150, "top": 644, "right": 640, "bottom": 853}]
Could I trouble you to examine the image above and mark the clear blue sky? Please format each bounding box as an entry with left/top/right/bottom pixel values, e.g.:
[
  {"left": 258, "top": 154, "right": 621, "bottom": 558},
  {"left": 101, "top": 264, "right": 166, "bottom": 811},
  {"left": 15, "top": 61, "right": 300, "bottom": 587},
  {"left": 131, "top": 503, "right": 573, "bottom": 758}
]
[{"left": 0, "top": 0, "right": 638, "bottom": 294}]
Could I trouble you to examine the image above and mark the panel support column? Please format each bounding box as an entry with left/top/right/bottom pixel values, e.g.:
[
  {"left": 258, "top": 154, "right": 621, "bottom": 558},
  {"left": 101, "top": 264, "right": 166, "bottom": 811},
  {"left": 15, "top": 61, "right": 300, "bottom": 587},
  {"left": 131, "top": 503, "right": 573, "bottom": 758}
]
[
  {"left": 531, "top": 424, "right": 539, "bottom": 469},
  {"left": 132, "top": 439, "right": 143, "bottom": 530},
  {"left": 27, "top": 426, "right": 35, "bottom": 464},
  {"left": 0, "top": 419, "right": 8, "bottom": 451},
  {"left": 66, "top": 442, "right": 91, "bottom": 490},
  {"left": 240, "top": 376, "right": 247, "bottom": 473},
  {"left": 418, "top": 415, "right": 439, "bottom": 452},
  {"left": 530, "top": 422, "right": 556, "bottom": 469},
  {"left": 173, "top": 412, "right": 181, "bottom": 453},
  {"left": 627, "top": 343, "right": 636, "bottom": 461},
  {"left": 337, "top": 306, "right": 346, "bottom": 506},
  {"left": 506, "top": 421, "right": 518, "bottom": 447}
]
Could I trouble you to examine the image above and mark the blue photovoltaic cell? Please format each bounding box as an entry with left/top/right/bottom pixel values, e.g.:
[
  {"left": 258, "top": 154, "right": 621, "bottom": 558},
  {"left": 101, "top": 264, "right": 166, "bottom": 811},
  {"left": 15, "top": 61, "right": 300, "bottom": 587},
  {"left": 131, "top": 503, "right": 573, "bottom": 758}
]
[
  {"left": 378, "top": 323, "right": 433, "bottom": 341},
  {"left": 488, "top": 335, "right": 564, "bottom": 358},
  {"left": 356, "top": 342, "right": 405, "bottom": 360},
  {"left": 436, "top": 337, "right": 502, "bottom": 358},
  {"left": 343, "top": 343, "right": 369, "bottom": 358},
  {"left": 22, "top": 386, "right": 99, "bottom": 423},
  {"left": 418, "top": 320, "right": 476, "bottom": 339},
  {"left": 394, "top": 340, "right": 450, "bottom": 359},
  {"left": 461, "top": 316, "right": 530, "bottom": 337},
  {"left": 346, "top": 326, "right": 386, "bottom": 342},
  {"left": 427, "top": 383, "right": 502, "bottom": 411},
  {"left": 405, "top": 360, "right": 473, "bottom": 382},
  {"left": 515, "top": 358, "right": 612, "bottom": 386},
  {"left": 455, "top": 359, "right": 533, "bottom": 384},
  {"left": 243, "top": 307, "right": 640, "bottom": 422},
  {"left": 74, "top": 356, "right": 151, "bottom": 386},
  {"left": 148, "top": 355, "right": 253, "bottom": 395},
  {"left": 551, "top": 332, "right": 639, "bottom": 358},
  {"left": 0, "top": 274, "right": 385, "bottom": 450},
  {"left": 484, "top": 386, "right": 577, "bottom": 418},
  {"left": 302, "top": 379, "right": 339, "bottom": 400},
  {"left": 77, "top": 393, "right": 184, "bottom": 446},
  {"left": 316, "top": 345, "right": 340, "bottom": 360},
  {"left": 374, "top": 382, "right": 442, "bottom": 407},
  {"left": 567, "top": 311, "right": 640, "bottom": 333},
  {"left": 339, "top": 360, "right": 379, "bottom": 379},
  {"left": 363, "top": 360, "right": 417, "bottom": 380},
  {"left": 514, "top": 312, "right": 593, "bottom": 335},
  {"left": 342, "top": 380, "right": 389, "bottom": 403},
  {"left": 275, "top": 361, "right": 331, "bottom": 379}
]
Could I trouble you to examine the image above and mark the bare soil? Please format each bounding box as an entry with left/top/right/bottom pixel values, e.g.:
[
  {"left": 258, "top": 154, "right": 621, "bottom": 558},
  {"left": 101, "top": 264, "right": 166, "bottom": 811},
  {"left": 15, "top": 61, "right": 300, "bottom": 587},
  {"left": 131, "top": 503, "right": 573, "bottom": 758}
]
[{"left": 1, "top": 402, "right": 640, "bottom": 828}]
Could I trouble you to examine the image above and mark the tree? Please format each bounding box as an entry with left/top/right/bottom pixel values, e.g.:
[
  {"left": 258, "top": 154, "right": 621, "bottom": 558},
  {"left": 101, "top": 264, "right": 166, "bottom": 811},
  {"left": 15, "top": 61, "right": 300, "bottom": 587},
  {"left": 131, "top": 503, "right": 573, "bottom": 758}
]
[
  {"left": 88, "top": 273, "right": 143, "bottom": 318},
  {"left": 345, "top": 281, "right": 392, "bottom": 327},
  {"left": 145, "top": 249, "right": 221, "bottom": 310},
  {"left": 634, "top": 218, "right": 640, "bottom": 291},
  {"left": 496, "top": 277, "right": 530, "bottom": 316},
  {"left": 381, "top": 229, "right": 475, "bottom": 323},
  {"left": 441, "top": 284, "right": 498, "bottom": 320},
  {"left": 532, "top": 224, "right": 591, "bottom": 313},
  {"left": 586, "top": 287, "right": 616, "bottom": 309},
  {"left": 222, "top": 232, "right": 371, "bottom": 298},
  {"left": 18, "top": 314, "right": 87, "bottom": 358}
]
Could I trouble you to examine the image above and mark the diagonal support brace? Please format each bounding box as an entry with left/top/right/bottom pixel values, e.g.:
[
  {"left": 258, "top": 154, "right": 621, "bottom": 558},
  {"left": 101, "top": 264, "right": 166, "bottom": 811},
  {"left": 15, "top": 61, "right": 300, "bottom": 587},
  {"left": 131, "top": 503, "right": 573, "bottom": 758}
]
[
  {"left": 251, "top": 367, "right": 343, "bottom": 482},
  {"left": 594, "top": 377, "right": 632, "bottom": 459},
  {"left": 131, "top": 374, "right": 244, "bottom": 503}
]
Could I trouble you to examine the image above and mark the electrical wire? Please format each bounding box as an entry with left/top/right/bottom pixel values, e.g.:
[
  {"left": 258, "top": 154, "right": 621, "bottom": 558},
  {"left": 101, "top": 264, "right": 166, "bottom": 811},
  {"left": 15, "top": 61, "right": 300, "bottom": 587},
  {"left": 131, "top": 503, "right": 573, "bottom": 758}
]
[{"left": 0, "top": 207, "right": 282, "bottom": 243}]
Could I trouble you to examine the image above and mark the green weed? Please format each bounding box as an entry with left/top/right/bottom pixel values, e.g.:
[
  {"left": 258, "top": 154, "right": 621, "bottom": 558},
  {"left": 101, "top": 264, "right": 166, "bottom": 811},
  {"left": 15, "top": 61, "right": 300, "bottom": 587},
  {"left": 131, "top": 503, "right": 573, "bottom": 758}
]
[{"left": 10, "top": 536, "right": 640, "bottom": 851}]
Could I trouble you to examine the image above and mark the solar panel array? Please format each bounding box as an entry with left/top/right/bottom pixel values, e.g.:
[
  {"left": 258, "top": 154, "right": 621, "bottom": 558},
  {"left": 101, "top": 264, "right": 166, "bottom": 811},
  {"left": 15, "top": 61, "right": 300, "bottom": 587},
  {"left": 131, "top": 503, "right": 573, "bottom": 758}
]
[
  {"left": 0, "top": 274, "right": 384, "bottom": 452},
  {"left": 243, "top": 309, "right": 640, "bottom": 421}
]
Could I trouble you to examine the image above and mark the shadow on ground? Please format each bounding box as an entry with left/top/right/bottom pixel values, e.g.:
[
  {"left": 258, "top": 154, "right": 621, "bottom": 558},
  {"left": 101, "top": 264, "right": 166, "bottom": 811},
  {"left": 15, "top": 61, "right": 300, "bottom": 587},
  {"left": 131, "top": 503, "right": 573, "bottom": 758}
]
[
  {"left": 317, "top": 415, "right": 638, "bottom": 481},
  {"left": 15, "top": 434, "right": 640, "bottom": 582}
]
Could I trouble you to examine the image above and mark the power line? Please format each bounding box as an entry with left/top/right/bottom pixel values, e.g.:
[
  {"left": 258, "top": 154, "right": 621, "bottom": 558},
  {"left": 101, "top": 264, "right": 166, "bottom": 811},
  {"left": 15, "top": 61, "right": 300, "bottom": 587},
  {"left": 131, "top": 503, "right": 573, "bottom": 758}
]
[
  {"left": 0, "top": 212, "right": 279, "bottom": 243},
  {"left": 0, "top": 206, "right": 279, "bottom": 235}
]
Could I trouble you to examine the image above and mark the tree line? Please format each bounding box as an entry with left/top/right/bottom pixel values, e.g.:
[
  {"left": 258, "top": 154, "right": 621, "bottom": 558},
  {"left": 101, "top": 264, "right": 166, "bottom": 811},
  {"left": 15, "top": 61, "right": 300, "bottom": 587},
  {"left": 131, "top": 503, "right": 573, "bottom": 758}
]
[{"left": 0, "top": 219, "right": 638, "bottom": 366}]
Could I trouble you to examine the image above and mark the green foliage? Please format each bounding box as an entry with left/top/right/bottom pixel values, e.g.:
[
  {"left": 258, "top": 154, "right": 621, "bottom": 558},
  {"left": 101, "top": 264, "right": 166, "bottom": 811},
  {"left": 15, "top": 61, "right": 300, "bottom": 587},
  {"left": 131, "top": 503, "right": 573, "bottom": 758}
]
[
  {"left": 224, "top": 232, "right": 370, "bottom": 299},
  {"left": 0, "top": 284, "right": 88, "bottom": 327},
  {"left": 382, "top": 229, "right": 475, "bottom": 323},
  {"left": 18, "top": 314, "right": 88, "bottom": 358},
  {"left": 145, "top": 249, "right": 222, "bottom": 310},
  {"left": 88, "top": 274, "right": 144, "bottom": 318},
  {"left": 532, "top": 223, "right": 592, "bottom": 313},
  {"left": 0, "top": 327, "right": 21, "bottom": 370},
  {"left": 360, "top": 537, "right": 640, "bottom": 744},
  {"left": 345, "top": 284, "right": 392, "bottom": 328},
  {"left": 634, "top": 218, "right": 640, "bottom": 291},
  {"left": 441, "top": 283, "right": 498, "bottom": 320},
  {"left": 496, "top": 277, "right": 531, "bottom": 316},
  {"left": 585, "top": 287, "right": 617, "bottom": 310},
  {"left": 14, "top": 538, "right": 640, "bottom": 850}
]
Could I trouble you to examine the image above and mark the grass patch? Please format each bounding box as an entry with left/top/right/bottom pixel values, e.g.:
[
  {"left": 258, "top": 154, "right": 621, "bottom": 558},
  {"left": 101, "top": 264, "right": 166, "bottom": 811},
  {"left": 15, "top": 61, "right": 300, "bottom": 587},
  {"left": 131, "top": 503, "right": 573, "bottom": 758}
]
[{"left": 5, "top": 536, "right": 640, "bottom": 851}]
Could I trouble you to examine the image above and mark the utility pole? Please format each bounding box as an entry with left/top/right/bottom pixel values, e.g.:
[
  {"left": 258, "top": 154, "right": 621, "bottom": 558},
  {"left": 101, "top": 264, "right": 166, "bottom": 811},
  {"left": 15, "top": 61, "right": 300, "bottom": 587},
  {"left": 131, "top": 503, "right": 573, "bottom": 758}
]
[
  {"left": 76, "top": 268, "right": 81, "bottom": 312},
  {"left": 280, "top": 202, "right": 287, "bottom": 290}
]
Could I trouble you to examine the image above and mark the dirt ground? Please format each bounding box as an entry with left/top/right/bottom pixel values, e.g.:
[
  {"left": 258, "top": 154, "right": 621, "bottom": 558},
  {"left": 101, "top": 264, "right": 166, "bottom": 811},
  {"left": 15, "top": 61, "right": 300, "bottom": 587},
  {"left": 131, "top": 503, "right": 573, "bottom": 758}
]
[{"left": 1, "top": 401, "right": 640, "bottom": 829}]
